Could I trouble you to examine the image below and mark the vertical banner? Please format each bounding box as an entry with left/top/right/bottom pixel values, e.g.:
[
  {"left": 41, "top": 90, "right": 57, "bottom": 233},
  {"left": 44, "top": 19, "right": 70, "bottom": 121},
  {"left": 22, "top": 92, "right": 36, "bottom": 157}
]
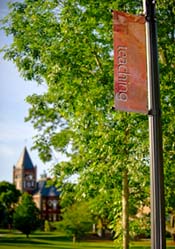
[{"left": 113, "top": 11, "right": 147, "bottom": 113}]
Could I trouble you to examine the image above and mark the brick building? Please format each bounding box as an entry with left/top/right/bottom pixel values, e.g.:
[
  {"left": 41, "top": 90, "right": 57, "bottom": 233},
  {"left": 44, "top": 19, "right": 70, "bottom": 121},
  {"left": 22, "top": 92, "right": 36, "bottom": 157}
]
[{"left": 13, "top": 147, "right": 61, "bottom": 221}]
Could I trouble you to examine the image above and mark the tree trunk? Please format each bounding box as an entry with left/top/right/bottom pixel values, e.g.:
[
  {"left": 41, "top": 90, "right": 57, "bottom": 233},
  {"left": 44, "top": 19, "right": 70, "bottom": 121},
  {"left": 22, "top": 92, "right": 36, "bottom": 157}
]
[
  {"left": 172, "top": 234, "right": 175, "bottom": 242},
  {"left": 73, "top": 234, "right": 76, "bottom": 243},
  {"left": 97, "top": 218, "right": 105, "bottom": 238},
  {"left": 122, "top": 169, "right": 129, "bottom": 249}
]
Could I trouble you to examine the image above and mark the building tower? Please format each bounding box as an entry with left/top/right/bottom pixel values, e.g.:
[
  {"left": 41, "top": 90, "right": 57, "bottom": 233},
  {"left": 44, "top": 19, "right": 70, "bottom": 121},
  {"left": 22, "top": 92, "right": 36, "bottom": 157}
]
[{"left": 13, "top": 147, "right": 37, "bottom": 194}]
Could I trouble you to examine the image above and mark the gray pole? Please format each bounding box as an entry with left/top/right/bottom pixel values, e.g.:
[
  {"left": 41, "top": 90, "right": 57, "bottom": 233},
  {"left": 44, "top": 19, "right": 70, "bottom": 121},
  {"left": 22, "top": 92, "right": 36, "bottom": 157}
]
[{"left": 143, "top": 0, "right": 166, "bottom": 248}]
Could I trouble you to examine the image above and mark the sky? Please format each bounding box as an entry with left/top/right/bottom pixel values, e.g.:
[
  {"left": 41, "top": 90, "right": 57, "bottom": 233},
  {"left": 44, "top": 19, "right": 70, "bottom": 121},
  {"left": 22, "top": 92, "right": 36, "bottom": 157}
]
[{"left": 0, "top": 0, "right": 56, "bottom": 183}]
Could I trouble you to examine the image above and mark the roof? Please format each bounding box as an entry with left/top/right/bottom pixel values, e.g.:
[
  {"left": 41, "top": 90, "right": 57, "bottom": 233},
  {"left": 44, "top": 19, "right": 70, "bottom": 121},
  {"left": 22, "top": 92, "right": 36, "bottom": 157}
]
[
  {"left": 16, "top": 147, "right": 34, "bottom": 169},
  {"left": 33, "top": 180, "right": 60, "bottom": 197}
]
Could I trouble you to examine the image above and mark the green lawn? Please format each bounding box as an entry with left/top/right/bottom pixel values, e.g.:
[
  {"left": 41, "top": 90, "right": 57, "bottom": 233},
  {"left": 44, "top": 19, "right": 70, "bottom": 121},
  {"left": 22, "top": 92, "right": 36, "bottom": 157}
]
[{"left": 0, "top": 230, "right": 175, "bottom": 249}]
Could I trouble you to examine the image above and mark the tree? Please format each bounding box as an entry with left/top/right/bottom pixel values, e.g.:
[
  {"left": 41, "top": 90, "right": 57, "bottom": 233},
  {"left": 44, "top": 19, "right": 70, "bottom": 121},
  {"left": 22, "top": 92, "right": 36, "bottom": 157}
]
[
  {"left": 1, "top": 0, "right": 174, "bottom": 248},
  {"left": 13, "top": 193, "right": 40, "bottom": 237},
  {"left": 58, "top": 201, "right": 93, "bottom": 242},
  {"left": 0, "top": 181, "right": 21, "bottom": 228}
]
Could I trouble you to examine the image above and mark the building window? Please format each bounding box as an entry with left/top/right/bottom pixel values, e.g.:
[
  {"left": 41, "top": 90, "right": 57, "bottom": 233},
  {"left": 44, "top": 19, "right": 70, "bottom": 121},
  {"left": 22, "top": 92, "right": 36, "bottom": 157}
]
[
  {"left": 48, "top": 214, "right": 52, "bottom": 221},
  {"left": 26, "top": 181, "right": 31, "bottom": 188},
  {"left": 52, "top": 200, "right": 58, "bottom": 210},
  {"left": 53, "top": 214, "right": 57, "bottom": 221},
  {"left": 28, "top": 174, "right": 33, "bottom": 180},
  {"left": 48, "top": 200, "right": 53, "bottom": 208}
]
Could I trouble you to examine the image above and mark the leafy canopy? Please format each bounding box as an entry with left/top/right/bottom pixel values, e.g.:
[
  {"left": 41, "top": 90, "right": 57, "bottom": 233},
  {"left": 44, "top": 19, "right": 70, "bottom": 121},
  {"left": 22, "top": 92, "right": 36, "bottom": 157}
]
[
  {"left": 13, "top": 193, "right": 40, "bottom": 237},
  {"left": 0, "top": 181, "right": 21, "bottom": 227}
]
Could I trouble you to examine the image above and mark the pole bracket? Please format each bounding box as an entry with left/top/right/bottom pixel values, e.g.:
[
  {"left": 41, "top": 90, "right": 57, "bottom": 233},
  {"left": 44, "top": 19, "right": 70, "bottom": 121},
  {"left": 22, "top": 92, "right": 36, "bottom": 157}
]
[{"left": 148, "top": 109, "right": 162, "bottom": 116}]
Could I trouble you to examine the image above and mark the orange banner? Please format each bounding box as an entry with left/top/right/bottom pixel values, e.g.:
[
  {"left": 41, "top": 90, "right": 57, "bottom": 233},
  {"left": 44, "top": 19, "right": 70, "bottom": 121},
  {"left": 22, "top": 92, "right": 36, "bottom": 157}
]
[{"left": 113, "top": 11, "right": 147, "bottom": 114}]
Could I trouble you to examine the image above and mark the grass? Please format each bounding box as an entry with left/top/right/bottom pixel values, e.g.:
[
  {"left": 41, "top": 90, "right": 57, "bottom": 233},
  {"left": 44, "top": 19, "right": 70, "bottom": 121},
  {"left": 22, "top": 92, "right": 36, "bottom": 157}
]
[{"left": 0, "top": 230, "right": 175, "bottom": 249}]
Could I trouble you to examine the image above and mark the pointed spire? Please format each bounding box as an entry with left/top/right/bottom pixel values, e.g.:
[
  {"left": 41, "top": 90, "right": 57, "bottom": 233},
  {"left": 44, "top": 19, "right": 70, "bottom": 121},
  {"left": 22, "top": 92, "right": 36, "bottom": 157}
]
[{"left": 16, "top": 147, "right": 34, "bottom": 169}]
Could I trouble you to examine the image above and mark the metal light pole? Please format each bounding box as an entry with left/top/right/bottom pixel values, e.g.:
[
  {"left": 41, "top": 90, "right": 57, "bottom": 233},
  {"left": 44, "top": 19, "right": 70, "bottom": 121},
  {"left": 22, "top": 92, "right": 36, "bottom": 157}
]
[{"left": 143, "top": 0, "right": 166, "bottom": 248}]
